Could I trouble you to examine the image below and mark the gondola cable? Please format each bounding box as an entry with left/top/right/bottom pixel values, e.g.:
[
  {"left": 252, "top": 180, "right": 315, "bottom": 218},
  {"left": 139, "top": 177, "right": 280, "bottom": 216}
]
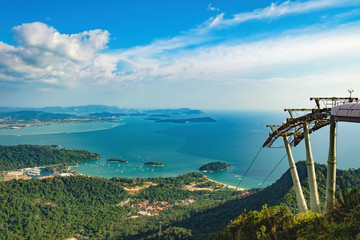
[
  {"left": 258, "top": 153, "right": 287, "bottom": 188},
  {"left": 235, "top": 146, "right": 263, "bottom": 190}
]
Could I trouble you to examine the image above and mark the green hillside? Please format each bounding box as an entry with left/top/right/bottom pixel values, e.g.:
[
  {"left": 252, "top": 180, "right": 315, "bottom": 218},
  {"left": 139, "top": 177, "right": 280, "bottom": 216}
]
[
  {"left": 213, "top": 161, "right": 360, "bottom": 240},
  {"left": 214, "top": 185, "right": 360, "bottom": 239},
  {"left": 0, "top": 176, "right": 129, "bottom": 239},
  {"left": 0, "top": 160, "right": 359, "bottom": 239},
  {"left": 0, "top": 111, "right": 75, "bottom": 121},
  {"left": 0, "top": 145, "right": 100, "bottom": 170}
]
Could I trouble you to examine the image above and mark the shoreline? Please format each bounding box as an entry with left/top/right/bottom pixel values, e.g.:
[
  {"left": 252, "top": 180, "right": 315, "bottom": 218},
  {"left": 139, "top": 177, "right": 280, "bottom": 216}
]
[
  {"left": 204, "top": 175, "right": 246, "bottom": 191},
  {"left": 0, "top": 122, "right": 124, "bottom": 136},
  {"left": 70, "top": 167, "right": 246, "bottom": 190}
]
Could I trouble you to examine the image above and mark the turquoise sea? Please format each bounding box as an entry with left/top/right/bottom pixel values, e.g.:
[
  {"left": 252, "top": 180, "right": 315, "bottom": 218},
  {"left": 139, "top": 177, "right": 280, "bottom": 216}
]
[{"left": 1, "top": 111, "right": 360, "bottom": 189}]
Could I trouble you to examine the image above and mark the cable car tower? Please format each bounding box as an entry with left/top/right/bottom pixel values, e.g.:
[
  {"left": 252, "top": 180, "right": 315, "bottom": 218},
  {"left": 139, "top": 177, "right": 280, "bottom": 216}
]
[{"left": 264, "top": 95, "right": 358, "bottom": 213}]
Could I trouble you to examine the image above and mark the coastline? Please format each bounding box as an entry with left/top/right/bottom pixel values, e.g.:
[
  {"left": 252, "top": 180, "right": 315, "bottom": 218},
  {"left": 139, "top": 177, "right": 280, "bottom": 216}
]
[
  {"left": 70, "top": 167, "right": 246, "bottom": 190},
  {"left": 204, "top": 175, "right": 246, "bottom": 191},
  {"left": 0, "top": 122, "right": 124, "bottom": 136}
]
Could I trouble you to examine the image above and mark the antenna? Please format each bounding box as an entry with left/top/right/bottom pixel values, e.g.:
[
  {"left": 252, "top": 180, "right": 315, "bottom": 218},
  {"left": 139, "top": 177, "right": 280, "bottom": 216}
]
[{"left": 348, "top": 89, "right": 354, "bottom": 99}]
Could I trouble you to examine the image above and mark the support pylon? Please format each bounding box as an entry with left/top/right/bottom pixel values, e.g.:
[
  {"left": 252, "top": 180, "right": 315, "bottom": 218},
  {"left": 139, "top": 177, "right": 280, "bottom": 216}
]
[
  {"left": 325, "top": 118, "right": 337, "bottom": 212},
  {"left": 283, "top": 135, "right": 308, "bottom": 213},
  {"left": 303, "top": 121, "right": 321, "bottom": 213}
]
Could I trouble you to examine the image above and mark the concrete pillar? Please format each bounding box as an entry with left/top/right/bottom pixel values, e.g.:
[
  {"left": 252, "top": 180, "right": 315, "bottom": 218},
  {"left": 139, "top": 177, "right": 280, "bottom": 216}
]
[
  {"left": 303, "top": 121, "right": 321, "bottom": 213},
  {"left": 283, "top": 135, "right": 308, "bottom": 213},
  {"left": 326, "top": 118, "right": 337, "bottom": 212}
]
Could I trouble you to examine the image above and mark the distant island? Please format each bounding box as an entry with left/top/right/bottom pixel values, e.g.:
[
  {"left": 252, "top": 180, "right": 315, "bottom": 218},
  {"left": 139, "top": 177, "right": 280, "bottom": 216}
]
[
  {"left": 148, "top": 114, "right": 171, "bottom": 118},
  {"left": 0, "top": 106, "right": 203, "bottom": 116},
  {"left": 144, "top": 117, "right": 161, "bottom": 121},
  {"left": 106, "top": 158, "right": 128, "bottom": 163},
  {"left": 199, "top": 161, "right": 231, "bottom": 172},
  {"left": 0, "top": 106, "right": 206, "bottom": 129},
  {"left": 149, "top": 117, "right": 216, "bottom": 123},
  {"left": 144, "top": 108, "right": 203, "bottom": 115},
  {"left": 0, "top": 111, "right": 98, "bottom": 129},
  {"left": 143, "top": 161, "right": 164, "bottom": 167}
]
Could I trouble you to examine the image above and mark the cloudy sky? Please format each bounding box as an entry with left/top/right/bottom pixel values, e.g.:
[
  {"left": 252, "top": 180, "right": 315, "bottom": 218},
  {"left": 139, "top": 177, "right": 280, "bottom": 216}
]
[{"left": 1, "top": 0, "right": 360, "bottom": 110}]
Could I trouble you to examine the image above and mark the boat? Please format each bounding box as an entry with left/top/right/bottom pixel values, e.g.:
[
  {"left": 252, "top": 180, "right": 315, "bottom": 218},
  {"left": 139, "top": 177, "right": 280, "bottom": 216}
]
[{"left": 106, "top": 158, "right": 128, "bottom": 163}]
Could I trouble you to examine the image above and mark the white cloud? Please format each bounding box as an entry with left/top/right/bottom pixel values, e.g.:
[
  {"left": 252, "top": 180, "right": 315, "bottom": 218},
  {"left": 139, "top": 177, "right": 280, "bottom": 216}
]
[
  {"left": 215, "top": 0, "right": 360, "bottom": 28},
  {"left": 113, "top": 0, "right": 360, "bottom": 68},
  {"left": 1, "top": 0, "right": 360, "bottom": 98},
  {"left": 112, "top": 22, "right": 360, "bottom": 92},
  {"left": 12, "top": 22, "right": 109, "bottom": 61},
  {"left": 208, "top": 3, "right": 220, "bottom": 12},
  {"left": 105, "top": 0, "right": 360, "bottom": 92},
  {"left": 0, "top": 22, "right": 112, "bottom": 88},
  {"left": 208, "top": 13, "right": 224, "bottom": 28}
]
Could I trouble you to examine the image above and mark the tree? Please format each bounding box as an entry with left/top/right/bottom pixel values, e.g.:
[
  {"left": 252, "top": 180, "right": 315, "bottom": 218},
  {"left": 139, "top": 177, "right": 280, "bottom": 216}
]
[{"left": 162, "top": 226, "right": 192, "bottom": 240}]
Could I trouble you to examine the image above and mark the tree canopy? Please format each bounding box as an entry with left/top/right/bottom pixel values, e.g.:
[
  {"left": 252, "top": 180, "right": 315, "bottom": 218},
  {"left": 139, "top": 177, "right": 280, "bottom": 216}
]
[{"left": 0, "top": 145, "right": 100, "bottom": 170}]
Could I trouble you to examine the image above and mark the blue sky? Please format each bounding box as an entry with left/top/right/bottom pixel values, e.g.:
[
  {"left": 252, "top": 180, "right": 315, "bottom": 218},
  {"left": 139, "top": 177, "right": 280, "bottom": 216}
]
[{"left": 1, "top": 0, "right": 360, "bottom": 110}]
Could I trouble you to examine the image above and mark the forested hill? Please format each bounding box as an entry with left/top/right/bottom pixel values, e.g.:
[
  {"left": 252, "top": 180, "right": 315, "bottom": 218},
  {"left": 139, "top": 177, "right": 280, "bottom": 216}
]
[
  {"left": 0, "top": 111, "right": 74, "bottom": 121},
  {"left": 203, "top": 160, "right": 360, "bottom": 216},
  {"left": 0, "top": 145, "right": 100, "bottom": 170},
  {"left": 148, "top": 161, "right": 360, "bottom": 239},
  {"left": 0, "top": 176, "right": 129, "bottom": 239},
  {"left": 0, "top": 106, "right": 203, "bottom": 116},
  {"left": 246, "top": 160, "right": 360, "bottom": 213},
  {"left": 214, "top": 162, "right": 360, "bottom": 239},
  {"left": 0, "top": 173, "right": 239, "bottom": 239},
  {"left": 0, "top": 110, "right": 94, "bottom": 129},
  {"left": 1, "top": 160, "right": 359, "bottom": 239}
]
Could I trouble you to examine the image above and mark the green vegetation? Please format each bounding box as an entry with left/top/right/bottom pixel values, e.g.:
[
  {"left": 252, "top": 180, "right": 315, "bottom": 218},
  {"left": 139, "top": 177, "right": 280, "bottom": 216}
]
[
  {"left": 0, "top": 176, "right": 129, "bottom": 239},
  {"left": 213, "top": 162, "right": 360, "bottom": 239},
  {"left": 1, "top": 154, "right": 360, "bottom": 239},
  {"left": 199, "top": 161, "right": 230, "bottom": 172},
  {"left": 0, "top": 172, "right": 240, "bottom": 239},
  {"left": 0, "top": 111, "right": 96, "bottom": 129},
  {"left": 0, "top": 145, "right": 100, "bottom": 171},
  {"left": 195, "top": 181, "right": 221, "bottom": 189},
  {"left": 143, "top": 161, "right": 164, "bottom": 167},
  {"left": 215, "top": 187, "right": 360, "bottom": 240},
  {"left": 0, "top": 111, "right": 74, "bottom": 122},
  {"left": 111, "top": 172, "right": 204, "bottom": 189}
]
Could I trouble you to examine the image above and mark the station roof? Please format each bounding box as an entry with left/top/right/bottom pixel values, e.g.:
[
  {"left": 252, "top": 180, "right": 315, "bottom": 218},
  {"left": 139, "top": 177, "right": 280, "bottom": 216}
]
[{"left": 331, "top": 103, "right": 360, "bottom": 123}]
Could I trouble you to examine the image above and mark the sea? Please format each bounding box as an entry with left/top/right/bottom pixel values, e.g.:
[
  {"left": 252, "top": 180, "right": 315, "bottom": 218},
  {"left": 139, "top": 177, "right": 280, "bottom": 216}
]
[{"left": 1, "top": 111, "right": 360, "bottom": 189}]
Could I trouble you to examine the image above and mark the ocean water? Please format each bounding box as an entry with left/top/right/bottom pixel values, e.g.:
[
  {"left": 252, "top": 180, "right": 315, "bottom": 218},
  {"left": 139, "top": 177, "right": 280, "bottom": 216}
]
[{"left": 1, "top": 111, "right": 360, "bottom": 189}]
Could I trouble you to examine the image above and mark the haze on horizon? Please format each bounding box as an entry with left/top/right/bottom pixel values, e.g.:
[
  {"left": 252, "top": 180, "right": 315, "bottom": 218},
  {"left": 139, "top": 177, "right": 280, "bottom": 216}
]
[{"left": 1, "top": 0, "right": 360, "bottom": 111}]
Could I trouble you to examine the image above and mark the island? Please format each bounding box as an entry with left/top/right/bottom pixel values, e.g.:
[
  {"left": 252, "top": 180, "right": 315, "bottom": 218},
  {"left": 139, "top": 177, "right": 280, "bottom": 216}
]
[
  {"left": 0, "top": 106, "right": 208, "bottom": 129},
  {"left": 143, "top": 108, "right": 203, "bottom": 115},
  {"left": 143, "top": 161, "right": 164, "bottom": 167},
  {"left": 148, "top": 114, "right": 171, "bottom": 118},
  {"left": 106, "top": 158, "right": 128, "bottom": 163},
  {"left": 0, "top": 110, "right": 103, "bottom": 129},
  {"left": 150, "top": 117, "right": 216, "bottom": 123},
  {"left": 199, "top": 161, "right": 230, "bottom": 172},
  {"left": 144, "top": 118, "right": 161, "bottom": 121}
]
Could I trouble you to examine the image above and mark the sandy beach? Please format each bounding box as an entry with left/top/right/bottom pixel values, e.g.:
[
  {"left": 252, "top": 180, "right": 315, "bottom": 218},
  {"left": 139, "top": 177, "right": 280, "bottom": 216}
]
[{"left": 204, "top": 175, "right": 246, "bottom": 191}]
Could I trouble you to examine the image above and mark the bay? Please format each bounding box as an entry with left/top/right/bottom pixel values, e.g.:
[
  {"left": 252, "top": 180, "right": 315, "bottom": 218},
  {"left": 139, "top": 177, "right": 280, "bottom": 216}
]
[{"left": 0, "top": 111, "right": 359, "bottom": 189}]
